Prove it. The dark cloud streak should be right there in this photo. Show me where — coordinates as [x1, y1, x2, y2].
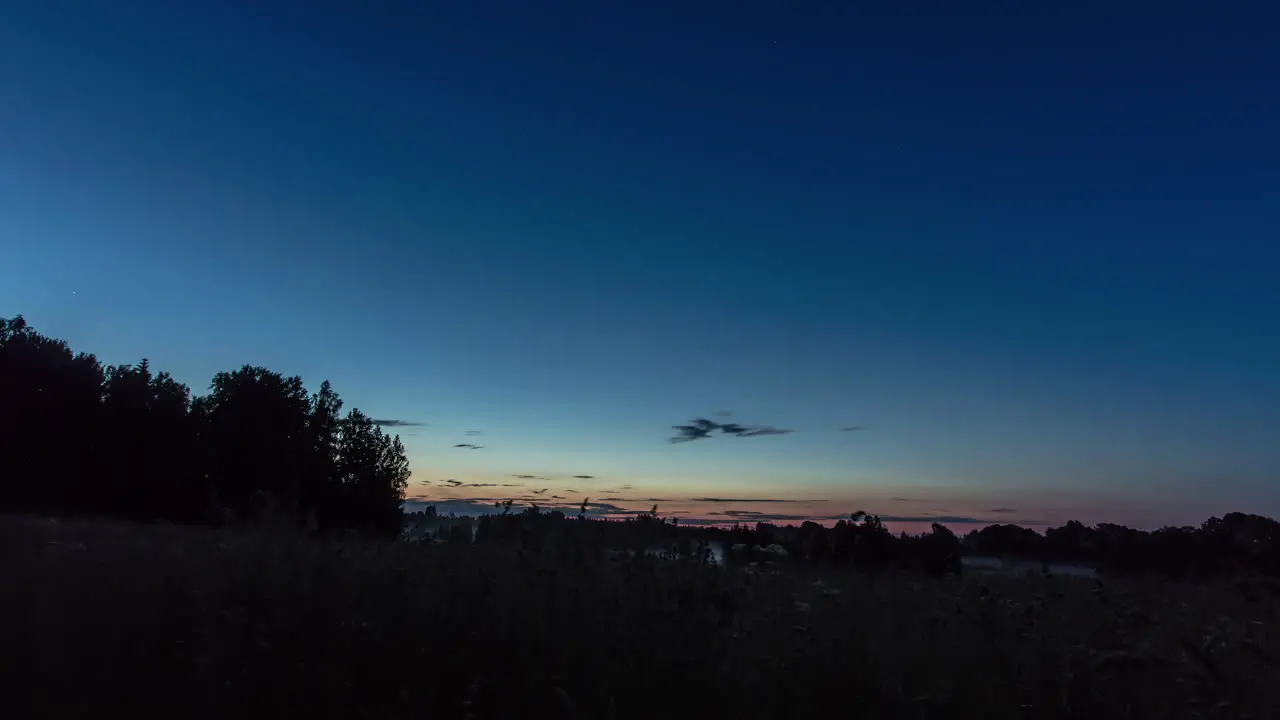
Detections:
[691, 497, 814, 503]
[372, 419, 427, 427]
[668, 417, 795, 443]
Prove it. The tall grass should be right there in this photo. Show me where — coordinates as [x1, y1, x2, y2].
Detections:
[3, 515, 1276, 719]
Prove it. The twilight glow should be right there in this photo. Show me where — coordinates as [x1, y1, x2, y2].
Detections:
[2, 3, 1277, 532]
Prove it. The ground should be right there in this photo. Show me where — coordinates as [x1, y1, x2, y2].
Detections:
[3, 515, 1276, 719]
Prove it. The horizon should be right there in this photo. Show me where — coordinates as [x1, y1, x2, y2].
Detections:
[2, 2, 1277, 532]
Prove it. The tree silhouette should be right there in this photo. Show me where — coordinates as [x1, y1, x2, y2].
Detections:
[97, 359, 204, 522]
[200, 366, 314, 523]
[0, 316, 106, 513]
[0, 315, 410, 537]
[332, 408, 411, 536]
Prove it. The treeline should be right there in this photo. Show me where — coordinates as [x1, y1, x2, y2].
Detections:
[0, 315, 410, 536]
[729, 511, 1280, 579]
[409, 505, 1280, 580]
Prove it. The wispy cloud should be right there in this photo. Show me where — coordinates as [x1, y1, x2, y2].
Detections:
[668, 415, 866, 443]
[372, 418, 427, 427]
[453, 443, 483, 450]
[440, 479, 506, 488]
[707, 510, 815, 523]
[691, 497, 815, 503]
[572, 475, 596, 480]
[669, 418, 720, 443]
[668, 417, 798, 443]
[723, 424, 793, 437]
[850, 512, 1046, 526]
[988, 508, 1017, 513]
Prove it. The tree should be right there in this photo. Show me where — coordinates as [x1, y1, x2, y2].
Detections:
[0, 315, 412, 536]
[198, 366, 313, 523]
[305, 379, 344, 531]
[333, 408, 410, 537]
[97, 359, 202, 521]
[0, 316, 105, 513]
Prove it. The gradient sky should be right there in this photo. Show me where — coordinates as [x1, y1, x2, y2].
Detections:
[2, 2, 1278, 531]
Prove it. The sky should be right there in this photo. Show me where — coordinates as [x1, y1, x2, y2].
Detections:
[2, 1, 1278, 532]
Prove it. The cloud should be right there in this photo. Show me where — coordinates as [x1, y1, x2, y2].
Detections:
[551, 495, 565, 499]
[890, 497, 911, 502]
[708, 510, 816, 523]
[726, 424, 793, 437]
[714, 410, 734, 417]
[988, 508, 1017, 513]
[464, 430, 482, 436]
[669, 417, 720, 443]
[840, 425, 867, 432]
[620, 485, 632, 490]
[572, 475, 596, 480]
[854, 513, 1045, 525]
[372, 419, 427, 427]
[453, 443, 483, 450]
[690, 497, 810, 503]
[668, 417, 794, 443]
[532, 489, 549, 495]
[667, 517, 742, 526]
[441, 479, 502, 488]
[512, 474, 547, 480]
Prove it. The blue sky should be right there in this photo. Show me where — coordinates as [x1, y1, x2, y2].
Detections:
[2, 1, 1278, 529]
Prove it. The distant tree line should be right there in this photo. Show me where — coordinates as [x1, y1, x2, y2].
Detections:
[0, 315, 410, 536]
[408, 503, 1280, 580]
[727, 512, 1280, 579]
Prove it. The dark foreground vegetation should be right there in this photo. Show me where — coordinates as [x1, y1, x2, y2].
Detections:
[5, 514, 1279, 720]
[4, 315, 1279, 718]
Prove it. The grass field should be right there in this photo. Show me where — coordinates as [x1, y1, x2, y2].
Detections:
[3, 515, 1277, 719]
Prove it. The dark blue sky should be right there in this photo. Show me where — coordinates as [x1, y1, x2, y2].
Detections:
[2, 1, 1277, 527]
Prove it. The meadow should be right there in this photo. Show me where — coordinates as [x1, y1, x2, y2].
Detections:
[4, 514, 1277, 720]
